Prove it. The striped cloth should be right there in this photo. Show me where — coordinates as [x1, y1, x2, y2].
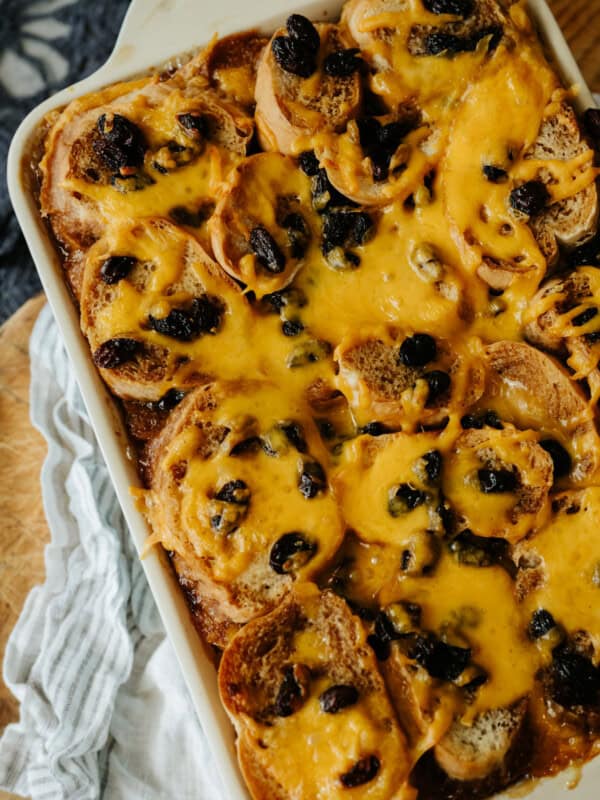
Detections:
[0, 305, 224, 799]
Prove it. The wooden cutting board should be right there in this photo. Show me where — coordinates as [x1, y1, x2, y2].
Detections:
[0, 5, 597, 798]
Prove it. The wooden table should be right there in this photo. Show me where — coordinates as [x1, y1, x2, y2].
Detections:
[0, 5, 598, 797]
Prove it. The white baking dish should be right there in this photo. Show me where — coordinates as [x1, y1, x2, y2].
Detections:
[6, 1, 598, 797]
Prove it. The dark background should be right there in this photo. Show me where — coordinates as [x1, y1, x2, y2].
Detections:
[0, 0, 130, 323]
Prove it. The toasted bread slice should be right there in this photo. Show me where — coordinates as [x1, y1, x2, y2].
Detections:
[142, 383, 345, 625]
[40, 70, 253, 285]
[335, 331, 485, 431]
[484, 341, 600, 484]
[434, 700, 528, 781]
[525, 266, 600, 404]
[195, 32, 269, 111]
[209, 152, 315, 297]
[254, 21, 362, 155]
[443, 426, 553, 543]
[80, 218, 252, 402]
[218, 583, 411, 800]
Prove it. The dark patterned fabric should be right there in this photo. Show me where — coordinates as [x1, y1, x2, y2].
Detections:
[0, 0, 131, 323]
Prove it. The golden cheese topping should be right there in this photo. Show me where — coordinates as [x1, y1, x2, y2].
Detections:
[153, 383, 344, 585]
[41, 0, 600, 793]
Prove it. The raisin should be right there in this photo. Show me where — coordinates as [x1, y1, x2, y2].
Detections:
[410, 635, 471, 680]
[215, 479, 250, 505]
[286, 14, 320, 53]
[274, 665, 307, 717]
[311, 168, 354, 212]
[169, 205, 210, 228]
[340, 755, 380, 788]
[423, 450, 443, 482]
[367, 633, 390, 661]
[94, 113, 146, 172]
[509, 180, 549, 216]
[287, 339, 332, 368]
[357, 117, 413, 182]
[269, 532, 316, 574]
[483, 164, 508, 183]
[374, 611, 400, 643]
[424, 31, 466, 55]
[230, 436, 262, 456]
[272, 35, 316, 78]
[478, 468, 517, 493]
[319, 685, 359, 713]
[93, 338, 140, 369]
[249, 225, 286, 273]
[282, 212, 310, 259]
[424, 370, 451, 404]
[282, 320, 304, 337]
[584, 108, 600, 142]
[572, 307, 598, 327]
[323, 48, 362, 77]
[549, 645, 600, 708]
[280, 422, 308, 453]
[448, 530, 509, 567]
[361, 422, 390, 436]
[100, 255, 137, 284]
[298, 461, 327, 498]
[388, 483, 427, 516]
[298, 150, 320, 176]
[399, 333, 437, 367]
[460, 410, 503, 430]
[149, 296, 223, 341]
[156, 388, 186, 412]
[539, 439, 571, 480]
[177, 112, 208, 139]
[423, 0, 474, 15]
[322, 211, 374, 254]
[528, 609, 556, 640]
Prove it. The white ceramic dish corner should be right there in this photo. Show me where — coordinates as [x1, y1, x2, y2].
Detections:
[6, 1, 599, 798]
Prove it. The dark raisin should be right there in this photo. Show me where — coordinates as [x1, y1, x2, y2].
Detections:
[319, 685, 359, 714]
[272, 35, 316, 78]
[169, 205, 210, 228]
[361, 422, 390, 436]
[215, 479, 250, 505]
[230, 436, 263, 456]
[460, 411, 503, 430]
[274, 665, 306, 717]
[528, 609, 556, 640]
[509, 180, 549, 216]
[298, 150, 320, 176]
[280, 422, 308, 453]
[269, 532, 316, 574]
[483, 164, 508, 183]
[149, 296, 222, 341]
[311, 168, 352, 212]
[282, 212, 310, 259]
[286, 14, 320, 53]
[585, 330, 600, 344]
[93, 338, 140, 369]
[539, 439, 571, 480]
[478, 468, 517, 493]
[399, 333, 437, 367]
[100, 255, 137, 284]
[423, 0, 474, 16]
[250, 225, 286, 273]
[423, 450, 443, 482]
[410, 635, 471, 681]
[94, 113, 146, 171]
[367, 633, 390, 661]
[317, 419, 336, 439]
[323, 48, 362, 77]
[357, 117, 413, 182]
[177, 112, 208, 139]
[584, 108, 600, 142]
[401, 549, 412, 570]
[298, 461, 327, 498]
[282, 320, 304, 337]
[156, 388, 186, 412]
[448, 530, 509, 567]
[110, 172, 155, 193]
[374, 611, 399, 643]
[388, 483, 427, 516]
[549, 645, 600, 708]
[572, 307, 598, 327]
[484, 411, 504, 429]
[424, 370, 451, 404]
[340, 755, 380, 788]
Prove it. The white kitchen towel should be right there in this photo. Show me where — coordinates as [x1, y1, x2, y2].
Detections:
[0, 304, 224, 800]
